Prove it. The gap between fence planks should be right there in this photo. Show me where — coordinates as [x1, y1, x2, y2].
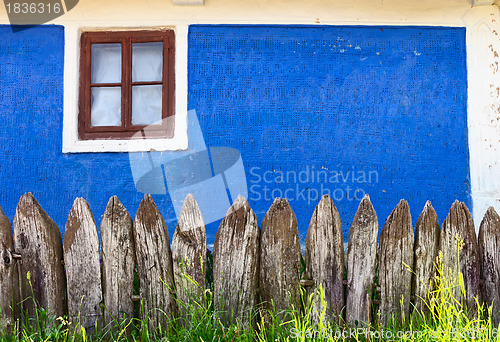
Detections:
[0, 192, 499, 331]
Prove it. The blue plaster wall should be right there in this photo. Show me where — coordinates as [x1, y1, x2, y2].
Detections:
[0, 24, 470, 244]
[0, 25, 177, 239]
[188, 25, 470, 241]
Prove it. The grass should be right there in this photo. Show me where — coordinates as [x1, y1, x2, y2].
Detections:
[1, 248, 499, 342]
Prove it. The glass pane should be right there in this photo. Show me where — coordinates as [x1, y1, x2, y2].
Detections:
[91, 43, 122, 84]
[132, 42, 163, 82]
[132, 85, 162, 125]
[91, 87, 121, 126]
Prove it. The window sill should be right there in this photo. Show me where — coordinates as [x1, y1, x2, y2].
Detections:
[62, 137, 188, 153]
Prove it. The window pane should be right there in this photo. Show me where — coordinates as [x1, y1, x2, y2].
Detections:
[91, 43, 122, 84]
[132, 42, 163, 82]
[91, 87, 122, 126]
[132, 85, 162, 125]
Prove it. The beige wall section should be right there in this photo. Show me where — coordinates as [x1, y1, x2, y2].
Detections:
[0, 0, 499, 227]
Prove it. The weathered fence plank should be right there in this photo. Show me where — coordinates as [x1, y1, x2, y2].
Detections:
[305, 195, 344, 322]
[13, 193, 65, 319]
[0, 205, 16, 329]
[478, 206, 500, 325]
[172, 194, 207, 312]
[346, 195, 378, 326]
[64, 198, 102, 331]
[101, 196, 135, 327]
[213, 195, 260, 326]
[133, 195, 177, 328]
[439, 200, 481, 315]
[412, 201, 440, 315]
[260, 198, 301, 319]
[378, 200, 414, 325]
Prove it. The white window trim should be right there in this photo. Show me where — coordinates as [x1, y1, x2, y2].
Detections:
[62, 24, 189, 153]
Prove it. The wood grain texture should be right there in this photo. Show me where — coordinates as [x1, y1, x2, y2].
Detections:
[345, 195, 378, 326]
[0, 205, 16, 329]
[412, 201, 440, 315]
[172, 194, 207, 311]
[13, 193, 65, 319]
[439, 200, 481, 315]
[305, 195, 344, 323]
[213, 195, 260, 326]
[101, 196, 135, 326]
[64, 198, 102, 331]
[378, 200, 414, 325]
[133, 195, 177, 329]
[478, 206, 500, 325]
[260, 198, 301, 320]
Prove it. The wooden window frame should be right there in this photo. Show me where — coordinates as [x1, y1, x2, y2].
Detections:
[78, 30, 175, 140]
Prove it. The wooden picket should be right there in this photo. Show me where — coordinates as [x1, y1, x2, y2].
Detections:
[305, 195, 344, 323]
[345, 195, 378, 326]
[0, 205, 15, 329]
[439, 200, 481, 315]
[13, 193, 65, 320]
[478, 207, 500, 325]
[100, 196, 135, 327]
[64, 198, 103, 331]
[378, 200, 414, 325]
[171, 194, 207, 316]
[213, 195, 260, 326]
[1, 191, 500, 332]
[133, 195, 177, 328]
[259, 198, 301, 320]
[412, 201, 440, 316]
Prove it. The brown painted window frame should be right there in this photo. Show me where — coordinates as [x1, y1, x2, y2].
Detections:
[78, 29, 175, 140]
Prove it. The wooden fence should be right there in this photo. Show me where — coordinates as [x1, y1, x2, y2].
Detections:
[0, 192, 499, 332]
